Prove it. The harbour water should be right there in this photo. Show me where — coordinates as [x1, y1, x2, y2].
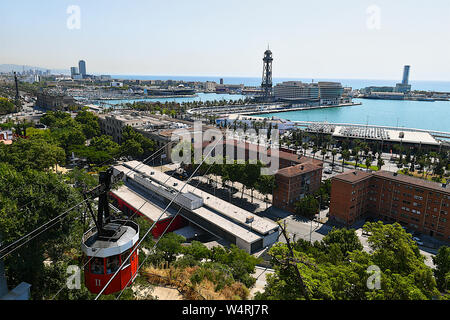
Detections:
[91, 76, 450, 133]
[91, 92, 247, 107]
[257, 98, 450, 133]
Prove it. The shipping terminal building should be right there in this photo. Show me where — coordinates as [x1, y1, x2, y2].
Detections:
[111, 161, 280, 254]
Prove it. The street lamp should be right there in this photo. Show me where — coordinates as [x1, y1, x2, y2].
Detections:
[311, 194, 321, 243]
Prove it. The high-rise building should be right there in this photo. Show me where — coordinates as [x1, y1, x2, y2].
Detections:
[402, 65, 410, 85]
[78, 60, 86, 77]
[70, 67, 79, 78]
[395, 65, 412, 93]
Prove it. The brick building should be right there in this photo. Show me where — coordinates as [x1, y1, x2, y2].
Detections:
[273, 162, 323, 212]
[330, 170, 450, 242]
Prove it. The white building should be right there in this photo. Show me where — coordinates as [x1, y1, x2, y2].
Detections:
[204, 81, 217, 92]
[274, 81, 319, 100]
[110, 81, 124, 88]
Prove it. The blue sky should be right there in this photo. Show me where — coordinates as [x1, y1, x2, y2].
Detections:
[1, 0, 450, 80]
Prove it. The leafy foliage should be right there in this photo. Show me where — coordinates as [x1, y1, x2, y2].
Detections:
[0, 163, 85, 299]
[256, 222, 442, 300]
[0, 97, 16, 115]
[432, 246, 450, 292]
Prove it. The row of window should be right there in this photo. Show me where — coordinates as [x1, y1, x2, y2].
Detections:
[89, 249, 133, 275]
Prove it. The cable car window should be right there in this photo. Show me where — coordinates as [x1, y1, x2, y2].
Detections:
[121, 250, 131, 268]
[106, 255, 120, 274]
[91, 258, 104, 274]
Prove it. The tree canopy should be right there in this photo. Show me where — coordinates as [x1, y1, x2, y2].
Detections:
[256, 223, 443, 300]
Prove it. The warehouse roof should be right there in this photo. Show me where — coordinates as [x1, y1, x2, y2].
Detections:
[117, 161, 279, 236]
[110, 185, 172, 221]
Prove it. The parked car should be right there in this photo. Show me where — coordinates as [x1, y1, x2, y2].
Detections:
[324, 168, 333, 174]
[413, 237, 424, 246]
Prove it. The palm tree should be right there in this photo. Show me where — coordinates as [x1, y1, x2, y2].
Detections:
[377, 156, 385, 171]
[354, 153, 360, 170]
[331, 149, 337, 169]
[312, 146, 318, 160]
[342, 149, 350, 172]
[301, 143, 308, 156]
[321, 148, 327, 161]
[365, 155, 373, 172]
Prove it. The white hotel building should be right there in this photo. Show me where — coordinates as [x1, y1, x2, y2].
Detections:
[274, 81, 344, 105]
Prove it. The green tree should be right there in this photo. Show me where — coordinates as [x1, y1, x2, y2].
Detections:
[0, 163, 84, 299]
[331, 149, 337, 168]
[257, 222, 441, 300]
[74, 109, 101, 139]
[0, 136, 65, 171]
[322, 228, 363, 258]
[183, 240, 211, 261]
[432, 246, 450, 292]
[155, 232, 186, 263]
[0, 97, 16, 115]
[211, 245, 261, 288]
[321, 148, 327, 161]
[377, 156, 385, 171]
[120, 125, 155, 159]
[294, 195, 319, 219]
[341, 149, 350, 172]
[365, 154, 373, 171]
[90, 135, 121, 159]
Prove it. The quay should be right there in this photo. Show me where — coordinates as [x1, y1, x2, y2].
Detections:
[240, 102, 362, 116]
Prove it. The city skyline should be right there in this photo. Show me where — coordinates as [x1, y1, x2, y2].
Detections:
[1, 0, 450, 81]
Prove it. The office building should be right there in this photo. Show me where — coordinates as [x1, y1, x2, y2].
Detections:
[78, 60, 86, 78]
[70, 67, 78, 78]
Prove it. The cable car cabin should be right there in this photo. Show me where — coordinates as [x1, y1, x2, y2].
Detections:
[81, 220, 139, 295]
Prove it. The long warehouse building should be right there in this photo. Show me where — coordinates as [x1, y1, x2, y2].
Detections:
[112, 161, 280, 253]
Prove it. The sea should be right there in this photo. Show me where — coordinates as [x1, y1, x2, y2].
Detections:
[96, 75, 450, 132]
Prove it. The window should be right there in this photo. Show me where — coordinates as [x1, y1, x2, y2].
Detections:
[106, 255, 120, 274]
[121, 249, 131, 268]
[90, 258, 104, 275]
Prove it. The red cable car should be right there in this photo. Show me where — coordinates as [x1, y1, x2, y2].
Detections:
[81, 219, 139, 295]
[81, 169, 140, 295]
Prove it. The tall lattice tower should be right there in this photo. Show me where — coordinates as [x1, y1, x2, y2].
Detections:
[261, 48, 273, 101]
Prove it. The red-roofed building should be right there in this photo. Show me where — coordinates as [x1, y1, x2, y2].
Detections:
[329, 170, 450, 242]
[273, 162, 323, 212]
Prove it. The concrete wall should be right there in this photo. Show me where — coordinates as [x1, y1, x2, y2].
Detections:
[263, 229, 280, 249]
[236, 237, 251, 254]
